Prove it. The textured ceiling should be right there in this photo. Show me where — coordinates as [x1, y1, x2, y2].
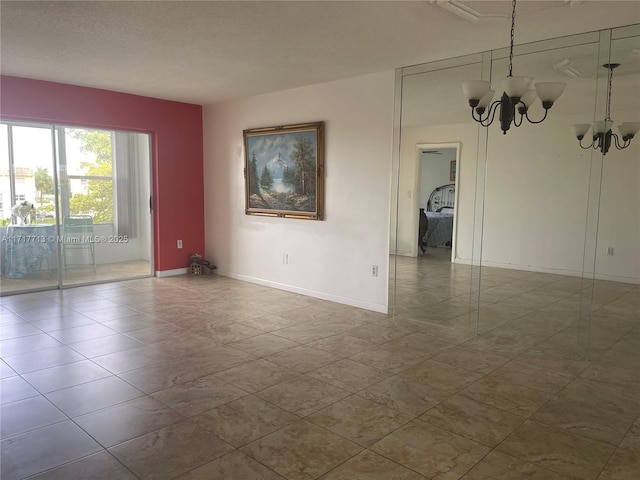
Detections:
[1, 1, 639, 106]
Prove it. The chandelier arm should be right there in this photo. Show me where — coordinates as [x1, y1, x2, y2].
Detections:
[482, 100, 502, 127]
[577, 137, 594, 150]
[611, 133, 629, 150]
[513, 106, 524, 128]
[522, 108, 549, 125]
[471, 100, 501, 127]
[612, 133, 622, 149]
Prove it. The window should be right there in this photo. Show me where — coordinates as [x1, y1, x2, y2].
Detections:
[1, 123, 148, 236]
[63, 128, 114, 224]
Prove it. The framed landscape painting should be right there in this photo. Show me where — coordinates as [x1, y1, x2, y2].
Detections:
[244, 122, 324, 220]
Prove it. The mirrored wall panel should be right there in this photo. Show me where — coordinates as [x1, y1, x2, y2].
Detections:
[391, 24, 639, 360]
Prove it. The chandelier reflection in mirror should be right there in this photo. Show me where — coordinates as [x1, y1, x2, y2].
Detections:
[572, 63, 640, 155]
[462, 0, 566, 135]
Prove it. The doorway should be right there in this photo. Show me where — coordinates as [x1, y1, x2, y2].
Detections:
[415, 143, 460, 263]
[0, 122, 153, 295]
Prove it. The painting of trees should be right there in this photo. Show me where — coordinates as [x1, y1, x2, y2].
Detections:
[290, 136, 316, 196]
[260, 165, 274, 189]
[249, 152, 260, 196]
[244, 122, 324, 219]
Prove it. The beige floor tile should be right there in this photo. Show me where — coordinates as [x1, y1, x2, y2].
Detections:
[2, 346, 81, 375]
[511, 349, 590, 376]
[258, 375, 350, 417]
[272, 322, 349, 343]
[459, 376, 553, 417]
[109, 420, 233, 480]
[66, 333, 144, 358]
[228, 333, 300, 357]
[267, 345, 341, 373]
[497, 420, 615, 479]
[237, 313, 311, 332]
[0, 333, 63, 357]
[461, 450, 575, 479]
[26, 451, 137, 480]
[197, 322, 265, 344]
[383, 332, 455, 357]
[307, 333, 377, 358]
[491, 359, 576, 394]
[558, 377, 640, 417]
[45, 375, 145, 417]
[214, 359, 299, 393]
[430, 346, 509, 373]
[0, 360, 16, 379]
[579, 363, 640, 390]
[350, 346, 427, 375]
[308, 359, 390, 393]
[597, 447, 640, 480]
[1, 396, 67, 439]
[21, 360, 111, 393]
[307, 395, 412, 446]
[532, 397, 636, 446]
[419, 394, 526, 447]
[619, 416, 640, 451]
[0, 375, 40, 405]
[399, 359, 483, 393]
[175, 451, 285, 479]
[74, 396, 185, 447]
[0, 420, 102, 480]
[91, 345, 172, 374]
[241, 420, 363, 480]
[151, 374, 247, 417]
[46, 324, 119, 344]
[346, 324, 415, 344]
[357, 374, 450, 416]
[370, 420, 490, 480]
[318, 449, 427, 479]
[194, 395, 299, 447]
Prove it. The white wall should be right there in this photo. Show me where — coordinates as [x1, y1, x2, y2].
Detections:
[480, 113, 639, 283]
[203, 71, 395, 313]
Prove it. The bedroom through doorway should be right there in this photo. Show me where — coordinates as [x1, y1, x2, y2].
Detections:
[416, 143, 459, 263]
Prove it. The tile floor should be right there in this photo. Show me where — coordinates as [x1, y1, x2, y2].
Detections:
[0, 260, 151, 296]
[1, 250, 638, 479]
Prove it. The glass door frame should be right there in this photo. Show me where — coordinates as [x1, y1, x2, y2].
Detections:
[0, 119, 154, 296]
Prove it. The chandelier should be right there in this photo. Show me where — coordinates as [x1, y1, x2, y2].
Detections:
[462, 0, 566, 135]
[572, 63, 639, 155]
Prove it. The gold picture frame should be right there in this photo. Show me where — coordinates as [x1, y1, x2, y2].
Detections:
[244, 122, 324, 220]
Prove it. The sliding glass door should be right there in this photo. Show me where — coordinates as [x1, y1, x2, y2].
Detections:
[1, 123, 60, 292]
[0, 121, 153, 295]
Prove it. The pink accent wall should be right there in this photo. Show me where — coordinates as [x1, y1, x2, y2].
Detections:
[0, 75, 204, 273]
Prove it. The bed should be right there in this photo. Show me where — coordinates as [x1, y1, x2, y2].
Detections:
[422, 183, 455, 248]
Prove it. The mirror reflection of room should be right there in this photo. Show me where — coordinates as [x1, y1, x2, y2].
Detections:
[390, 25, 639, 357]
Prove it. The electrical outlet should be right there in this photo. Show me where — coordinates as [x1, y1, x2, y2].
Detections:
[372, 265, 378, 277]
[177, 240, 183, 249]
[283, 253, 288, 264]
[606, 246, 614, 256]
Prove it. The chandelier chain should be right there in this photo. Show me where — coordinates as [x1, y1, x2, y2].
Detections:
[508, 0, 516, 77]
[606, 66, 614, 122]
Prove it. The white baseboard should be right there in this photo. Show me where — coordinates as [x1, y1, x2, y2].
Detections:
[219, 270, 389, 314]
[156, 268, 188, 277]
[453, 259, 639, 285]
